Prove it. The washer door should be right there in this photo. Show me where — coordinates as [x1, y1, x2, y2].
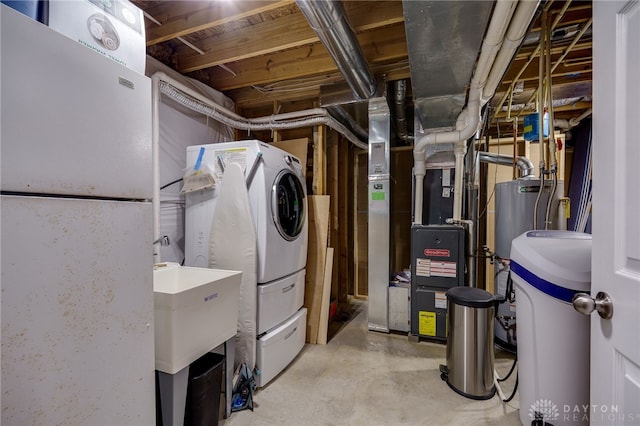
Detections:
[271, 170, 305, 241]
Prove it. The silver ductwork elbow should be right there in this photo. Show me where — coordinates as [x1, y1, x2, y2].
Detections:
[479, 151, 535, 177]
[296, 0, 376, 100]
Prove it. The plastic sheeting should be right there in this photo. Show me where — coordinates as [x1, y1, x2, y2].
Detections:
[146, 56, 234, 264]
[208, 162, 257, 371]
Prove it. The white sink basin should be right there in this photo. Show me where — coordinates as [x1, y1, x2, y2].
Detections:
[153, 262, 241, 374]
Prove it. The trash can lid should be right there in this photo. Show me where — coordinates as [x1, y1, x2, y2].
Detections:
[446, 286, 495, 308]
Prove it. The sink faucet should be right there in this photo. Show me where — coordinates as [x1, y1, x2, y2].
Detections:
[153, 235, 170, 246]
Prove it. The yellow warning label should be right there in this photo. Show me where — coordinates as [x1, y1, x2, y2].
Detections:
[419, 311, 436, 336]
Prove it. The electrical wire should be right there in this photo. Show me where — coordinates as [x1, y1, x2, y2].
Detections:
[502, 373, 518, 403]
[497, 356, 518, 383]
[160, 178, 183, 190]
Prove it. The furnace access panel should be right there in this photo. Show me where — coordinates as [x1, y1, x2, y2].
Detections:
[410, 225, 465, 340]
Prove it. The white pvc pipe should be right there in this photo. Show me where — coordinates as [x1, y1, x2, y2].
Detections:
[412, 0, 532, 226]
[414, 174, 424, 225]
[475, 0, 519, 88]
[152, 74, 161, 264]
[570, 108, 592, 127]
[412, 88, 481, 225]
[554, 108, 593, 130]
[483, 0, 540, 101]
[453, 144, 467, 221]
[553, 118, 571, 130]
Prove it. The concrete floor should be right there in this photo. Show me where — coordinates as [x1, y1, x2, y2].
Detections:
[222, 300, 521, 426]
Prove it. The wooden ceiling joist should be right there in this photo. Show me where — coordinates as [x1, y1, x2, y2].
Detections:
[206, 23, 407, 91]
[145, 0, 294, 46]
[176, 1, 404, 73]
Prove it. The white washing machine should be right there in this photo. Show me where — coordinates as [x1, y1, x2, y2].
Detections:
[185, 140, 308, 387]
[185, 140, 308, 282]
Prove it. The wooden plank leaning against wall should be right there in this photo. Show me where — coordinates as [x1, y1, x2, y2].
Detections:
[269, 123, 355, 340]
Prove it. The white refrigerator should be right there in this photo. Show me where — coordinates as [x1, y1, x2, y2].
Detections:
[1, 6, 155, 425]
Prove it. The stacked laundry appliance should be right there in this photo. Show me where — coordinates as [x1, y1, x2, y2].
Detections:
[185, 140, 308, 387]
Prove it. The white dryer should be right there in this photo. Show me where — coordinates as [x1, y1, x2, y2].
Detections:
[185, 140, 308, 387]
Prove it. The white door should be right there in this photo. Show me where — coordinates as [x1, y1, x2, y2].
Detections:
[590, 1, 640, 424]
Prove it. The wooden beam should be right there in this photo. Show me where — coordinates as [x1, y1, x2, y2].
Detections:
[145, 0, 294, 46]
[354, 151, 369, 299]
[205, 23, 407, 91]
[140, 1, 211, 27]
[228, 61, 411, 108]
[338, 138, 350, 304]
[327, 132, 339, 301]
[312, 125, 326, 196]
[493, 101, 593, 119]
[178, 12, 317, 72]
[347, 143, 355, 297]
[497, 69, 592, 91]
[176, 1, 403, 73]
[511, 41, 592, 63]
[272, 101, 281, 142]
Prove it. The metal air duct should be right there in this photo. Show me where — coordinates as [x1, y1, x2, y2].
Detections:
[296, 0, 376, 100]
[403, 1, 495, 129]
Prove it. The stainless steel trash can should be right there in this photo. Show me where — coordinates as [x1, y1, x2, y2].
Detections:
[443, 286, 496, 400]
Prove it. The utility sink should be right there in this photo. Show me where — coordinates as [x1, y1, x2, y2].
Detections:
[153, 262, 241, 374]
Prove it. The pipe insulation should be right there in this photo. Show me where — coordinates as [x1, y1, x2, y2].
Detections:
[295, 0, 376, 99]
[154, 72, 367, 150]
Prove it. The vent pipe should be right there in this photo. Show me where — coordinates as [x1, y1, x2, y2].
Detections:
[395, 80, 413, 143]
[478, 152, 535, 177]
[296, 0, 376, 99]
